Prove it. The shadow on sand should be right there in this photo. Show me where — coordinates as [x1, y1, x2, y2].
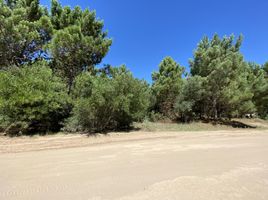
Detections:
[203, 119, 257, 129]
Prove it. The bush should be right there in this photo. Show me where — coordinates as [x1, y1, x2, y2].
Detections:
[65, 66, 151, 133]
[147, 111, 167, 122]
[0, 62, 71, 135]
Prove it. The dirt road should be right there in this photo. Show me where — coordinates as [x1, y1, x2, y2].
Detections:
[1, 130, 268, 199]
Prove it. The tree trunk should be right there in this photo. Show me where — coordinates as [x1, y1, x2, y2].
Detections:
[213, 98, 218, 119]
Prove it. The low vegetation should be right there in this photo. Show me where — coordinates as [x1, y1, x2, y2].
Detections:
[64, 66, 151, 133]
[0, 0, 267, 136]
[0, 62, 71, 135]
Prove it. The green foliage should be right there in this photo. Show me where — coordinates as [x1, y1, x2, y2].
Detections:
[49, 1, 112, 92]
[0, 0, 267, 134]
[190, 34, 255, 119]
[263, 62, 268, 77]
[0, 0, 52, 67]
[65, 66, 151, 133]
[0, 62, 71, 135]
[175, 76, 207, 121]
[50, 25, 111, 93]
[147, 111, 167, 122]
[248, 63, 268, 118]
[0, 0, 113, 134]
[152, 57, 184, 120]
[0, 0, 111, 92]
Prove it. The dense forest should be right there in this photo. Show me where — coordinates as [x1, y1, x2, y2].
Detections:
[0, 0, 267, 135]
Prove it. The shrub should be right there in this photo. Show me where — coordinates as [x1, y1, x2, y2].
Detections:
[65, 66, 151, 133]
[0, 62, 71, 135]
[147, 111, 167, 122]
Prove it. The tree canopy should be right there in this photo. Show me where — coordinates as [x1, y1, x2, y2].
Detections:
[49, 1, 112, 92]
[0, 0, 52, 67]
[65, 66, 151, 132]
[152, 56, 184, 120]
[189, 34, 255, 119]
[0, 0, 267, 135]
[0, 0, 112, 92]
[0, 62, 70, 135]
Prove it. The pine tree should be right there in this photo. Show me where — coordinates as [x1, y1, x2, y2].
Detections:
[263, 62, 268, 76]
[175, 76, 207, 121]
[190, 34, 255, 119]
[152, 57, 184, 120]
[49, 1, 112, 93]
[0, 0, 52, 67]
[249, 62, 268, 118]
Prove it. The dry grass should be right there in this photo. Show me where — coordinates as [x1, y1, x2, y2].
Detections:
[135, 119, 268, 132]
[1, 119, 267, 137]
[135, 121, 233, 132]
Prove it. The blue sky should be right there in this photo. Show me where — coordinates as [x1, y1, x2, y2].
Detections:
[41, 0, 268, 81]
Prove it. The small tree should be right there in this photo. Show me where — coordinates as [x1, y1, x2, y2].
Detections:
[152, 57, 184, 120]
[175, 76, 207, 121]
[249, 63, 268, 118]
[0, 62, 71, 135]
[65, 66, 151, 133]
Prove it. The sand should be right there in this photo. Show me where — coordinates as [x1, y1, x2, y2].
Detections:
[1, 129, 268, 199]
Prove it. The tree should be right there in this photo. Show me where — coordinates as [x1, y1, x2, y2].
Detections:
[65, 66, 151, 133]
[263, 62, 268, 76]
[175, 76, 207, 121]
[0, 0, 52, 67]
[0, 62, 71, 135]
[248, 62, 268, 118]
[1, 0, 112, 94]
[152, 57, 184, 120]
[190, 34, 255, 119]
[50, 0, 62, 29]
[49, 1, 112, 93]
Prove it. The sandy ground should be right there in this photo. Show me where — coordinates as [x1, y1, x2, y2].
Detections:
[1, 129, 268, 200]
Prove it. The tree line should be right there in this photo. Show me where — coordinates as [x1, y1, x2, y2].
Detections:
[0, 0, 267, 135]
